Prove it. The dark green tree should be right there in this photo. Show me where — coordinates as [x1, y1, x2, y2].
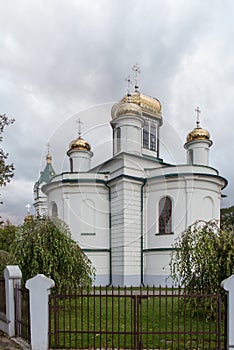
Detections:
[0, 221, 17, 273]
[0, 221, 17, 251]
[220, 205, 234, 229]
[0, 114, 15, 189]
[0, 114, 15, 223]
[11, 216, 95, 290]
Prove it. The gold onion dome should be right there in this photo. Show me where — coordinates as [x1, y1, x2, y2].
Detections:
[111, 101, 142, 119]
[121, 92, 162, 118]
[46, 152, 52, 164]
[69, 136, 91, 152]
[24, 213, 33, 223]
[186, 127, 210, 143]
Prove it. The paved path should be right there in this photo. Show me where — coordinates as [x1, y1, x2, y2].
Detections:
[0, 332, 27, 350]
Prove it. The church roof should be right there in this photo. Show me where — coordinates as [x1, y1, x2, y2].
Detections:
[37, 152, 56, 185]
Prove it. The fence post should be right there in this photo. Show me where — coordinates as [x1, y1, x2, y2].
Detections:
[221, 275, 234, 349]
[3, 265, 22, 337]
[26, 274, 55, 350]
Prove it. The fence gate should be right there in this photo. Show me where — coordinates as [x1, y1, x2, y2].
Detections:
[14, 282, 31, 343]
[49, 286, 226, 350]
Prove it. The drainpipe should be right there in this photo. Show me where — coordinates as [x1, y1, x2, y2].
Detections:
[104, 179, 112, 286]
[141, 179, 147, 286]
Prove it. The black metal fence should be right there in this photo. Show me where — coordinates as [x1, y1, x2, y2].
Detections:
[0, 278, 6, 315]
[49, 285, 227, 350]
[14, 282, 31, 343]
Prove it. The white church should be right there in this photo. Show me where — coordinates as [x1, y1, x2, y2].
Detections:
[33, 71, 227, 286]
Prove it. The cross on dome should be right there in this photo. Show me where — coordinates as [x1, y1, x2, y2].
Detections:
[195, 106, 201, 128]
[132, 63, 141, 92]
[76, 118, 83, 137]
[125, 75, 132, 94]
[47, 142, 51, 153]
[26, 203, 31, 214]
[125, 75, 132, 101]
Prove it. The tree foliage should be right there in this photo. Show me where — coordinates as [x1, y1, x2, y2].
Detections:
[170, 220, 234, 295]
[0, 221, 17, 273]
[0, 221, 17, 251]
[220, 205, 234, 229]
[11, 216, 95, 291]
[0, 114, 15, 189]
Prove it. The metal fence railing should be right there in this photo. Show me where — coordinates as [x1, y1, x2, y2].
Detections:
[14, 282, 31, 343]
[49, 285, 227, 350]
[0, 278, 6, 315]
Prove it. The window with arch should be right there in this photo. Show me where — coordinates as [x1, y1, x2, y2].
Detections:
[116, 127, 121, 153]
[51, 202, 58, 217]
[158, 196, 172, 234]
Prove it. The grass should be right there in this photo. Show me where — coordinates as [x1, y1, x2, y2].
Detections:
[49, 287, 226, 349]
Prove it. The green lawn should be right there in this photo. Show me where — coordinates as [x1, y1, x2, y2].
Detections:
[49, 288, 226, 349]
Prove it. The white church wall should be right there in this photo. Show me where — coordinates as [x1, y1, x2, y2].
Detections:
[110, 177, 142, 286]
[45, 179, 110, 285]
[87, 252, 110, 286]
[186, 178, 222, 224]
[144, 251, 173, 286]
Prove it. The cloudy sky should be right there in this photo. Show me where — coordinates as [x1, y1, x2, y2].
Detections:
[1, 0, 234, 224]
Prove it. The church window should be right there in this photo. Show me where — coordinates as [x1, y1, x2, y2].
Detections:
[116, 127, 121, 153]
[70, 158, 73, 172]
[52, 202, 58, 217]
[143, 123, 149, 148]
[143, 120, 157, 152]
[159, 196, 172, 234]
[188, 150, 193, 164]
[150, 124, 156, 151]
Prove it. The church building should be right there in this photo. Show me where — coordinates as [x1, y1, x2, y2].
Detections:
[33, 72, 227, 286]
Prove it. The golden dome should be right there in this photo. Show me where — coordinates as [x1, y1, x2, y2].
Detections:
[121, 92, 162, 119]
[46, 152, 52, 164]
[69, 136, 91, 152]
[24, 213, 33, 223]
[111, 101, 142, 119]
[186, 127, 210, 143]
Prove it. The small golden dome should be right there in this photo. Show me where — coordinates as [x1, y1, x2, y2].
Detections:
[111, 101, 142, 119]
[46, 152, 52, 164]
[121, 92, 162, 118]
[24, 213, 33, 223]
[186, 127, 210, 143]
[69, 136, 91, 152]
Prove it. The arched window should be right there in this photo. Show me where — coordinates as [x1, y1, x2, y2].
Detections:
[52, 202, 58, 217]
[116, 127, 121, 153]
[159, 196, 172, 234]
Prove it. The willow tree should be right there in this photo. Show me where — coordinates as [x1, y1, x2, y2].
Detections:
[12, 216, 95, 290]
[170, 220, 234, 295]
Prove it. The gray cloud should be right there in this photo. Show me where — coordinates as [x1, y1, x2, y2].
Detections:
[1, 0, 233, 222]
